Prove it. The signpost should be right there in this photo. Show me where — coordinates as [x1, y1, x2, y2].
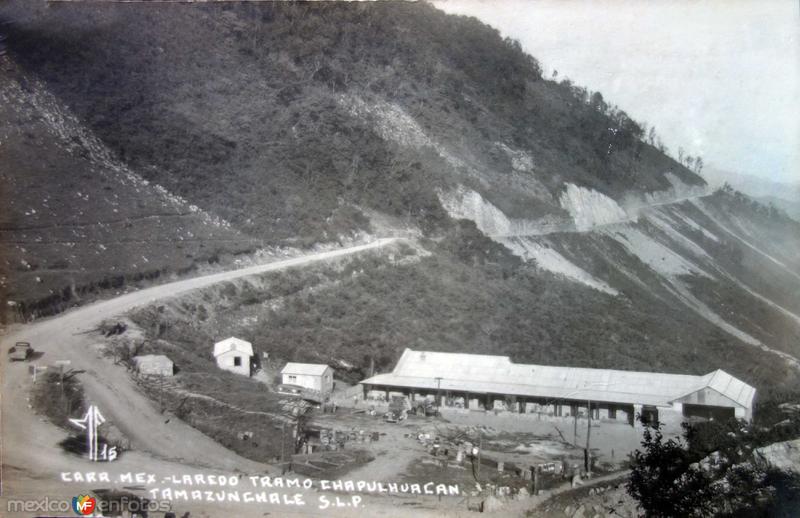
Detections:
[69, 405, 110, 461]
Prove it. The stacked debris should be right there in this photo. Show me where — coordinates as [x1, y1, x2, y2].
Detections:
[279, 398, 314, 417]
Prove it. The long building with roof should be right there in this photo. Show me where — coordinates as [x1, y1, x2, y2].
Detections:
[359, 349, 756, 423]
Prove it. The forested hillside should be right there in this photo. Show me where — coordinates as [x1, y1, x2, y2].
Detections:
[2, 1, 800, 404]
[1, 1, 701, 242]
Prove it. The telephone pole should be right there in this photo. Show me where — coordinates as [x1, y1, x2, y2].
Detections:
[585, 399, 592, 474]
[573, 409, 578, 446]
[159, 372, 164, 413]
[477, 429, 482, 479]
[281, 421, 287, 474]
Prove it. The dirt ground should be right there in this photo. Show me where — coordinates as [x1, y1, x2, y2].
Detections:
[1, 238, 644, 517]
[2, 240, 471, 518]
[438, 409, 648, 468]
[327, 391, 647, 470]
[305, 398, 635, 496]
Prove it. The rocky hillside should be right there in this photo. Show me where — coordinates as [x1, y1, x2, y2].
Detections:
[0, 1, 702, 239]
[0, 58, 257, 319]
[2, 1, 800, 402]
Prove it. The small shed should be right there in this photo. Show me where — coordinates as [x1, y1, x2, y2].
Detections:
[213, 337, 253, 377]
[133, 354, 174, 377]
[281, 363, 334, 394]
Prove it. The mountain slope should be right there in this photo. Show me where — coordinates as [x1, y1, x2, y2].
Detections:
[1, 1, 799, 401]
[0, 59, 257, 319]
[0, 1, 703, 239]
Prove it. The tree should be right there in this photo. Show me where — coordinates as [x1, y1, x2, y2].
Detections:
[648, 126, 657, 146]
[590, 91, 607, 114]
[627, 421, 713, 517]
[628, 415, 800, 517]
[694, 156, 704, 174]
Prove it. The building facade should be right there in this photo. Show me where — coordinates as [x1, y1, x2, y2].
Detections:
[360, 349, 756, 424]
[213, 337, 253, 377]
[132, 354, 174, 377]
[281, 362, 334, 394]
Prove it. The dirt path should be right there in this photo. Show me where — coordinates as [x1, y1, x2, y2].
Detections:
[1, 238, 401, 478]
[493, 193, 711, 238]
[0, 235, 507, 517]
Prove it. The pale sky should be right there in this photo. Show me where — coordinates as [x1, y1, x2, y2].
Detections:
[433, 0, 799, 185]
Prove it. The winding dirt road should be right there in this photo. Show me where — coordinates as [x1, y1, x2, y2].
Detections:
[1, 238, 459, 517]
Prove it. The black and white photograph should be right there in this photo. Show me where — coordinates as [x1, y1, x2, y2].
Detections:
[0, 1, 798, 516]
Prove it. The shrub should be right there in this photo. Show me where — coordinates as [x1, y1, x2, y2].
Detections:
[32, 370, 86, 429]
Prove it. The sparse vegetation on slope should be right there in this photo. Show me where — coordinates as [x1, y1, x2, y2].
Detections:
[1, 0, 703, 247]
[129, 230, 799, 399]
[0, 60, 257, 320]
[3, 1, 800, 476]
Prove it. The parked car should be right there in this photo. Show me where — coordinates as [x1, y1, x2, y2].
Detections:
[413, 399, 439, 417]
[8, 342, 32, 361]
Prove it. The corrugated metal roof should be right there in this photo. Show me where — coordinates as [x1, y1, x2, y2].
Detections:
[696, 369, 756, 408]
[360, 349, 755, 409]
[213, 337, 253, 357]
[281, 362, 331, 376]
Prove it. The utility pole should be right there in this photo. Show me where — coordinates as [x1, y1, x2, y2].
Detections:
[585, 399, 592, 474]
[477, 429, 482, 479]
[159, 372, 164, 413]
[573, 409, 578, 446]
[281, 422, 287, 474]
[435, 377, 442, 412]
[60, 364, 66, 409]
[282, 421, 286, 461]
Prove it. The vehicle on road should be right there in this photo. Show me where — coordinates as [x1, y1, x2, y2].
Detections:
[8, 342, 33, 361]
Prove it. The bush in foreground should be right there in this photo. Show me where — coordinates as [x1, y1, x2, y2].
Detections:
[627, 415, 800, 517]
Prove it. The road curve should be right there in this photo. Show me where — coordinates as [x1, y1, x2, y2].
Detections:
[1, 238, 401, 475]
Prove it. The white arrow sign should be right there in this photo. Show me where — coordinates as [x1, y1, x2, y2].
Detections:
[69, 405, 106, 461]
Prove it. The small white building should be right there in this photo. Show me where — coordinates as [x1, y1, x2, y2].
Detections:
[213, 337, 253, 377]
[133, 354, 174, 377]
[281, 363, 334, 394]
